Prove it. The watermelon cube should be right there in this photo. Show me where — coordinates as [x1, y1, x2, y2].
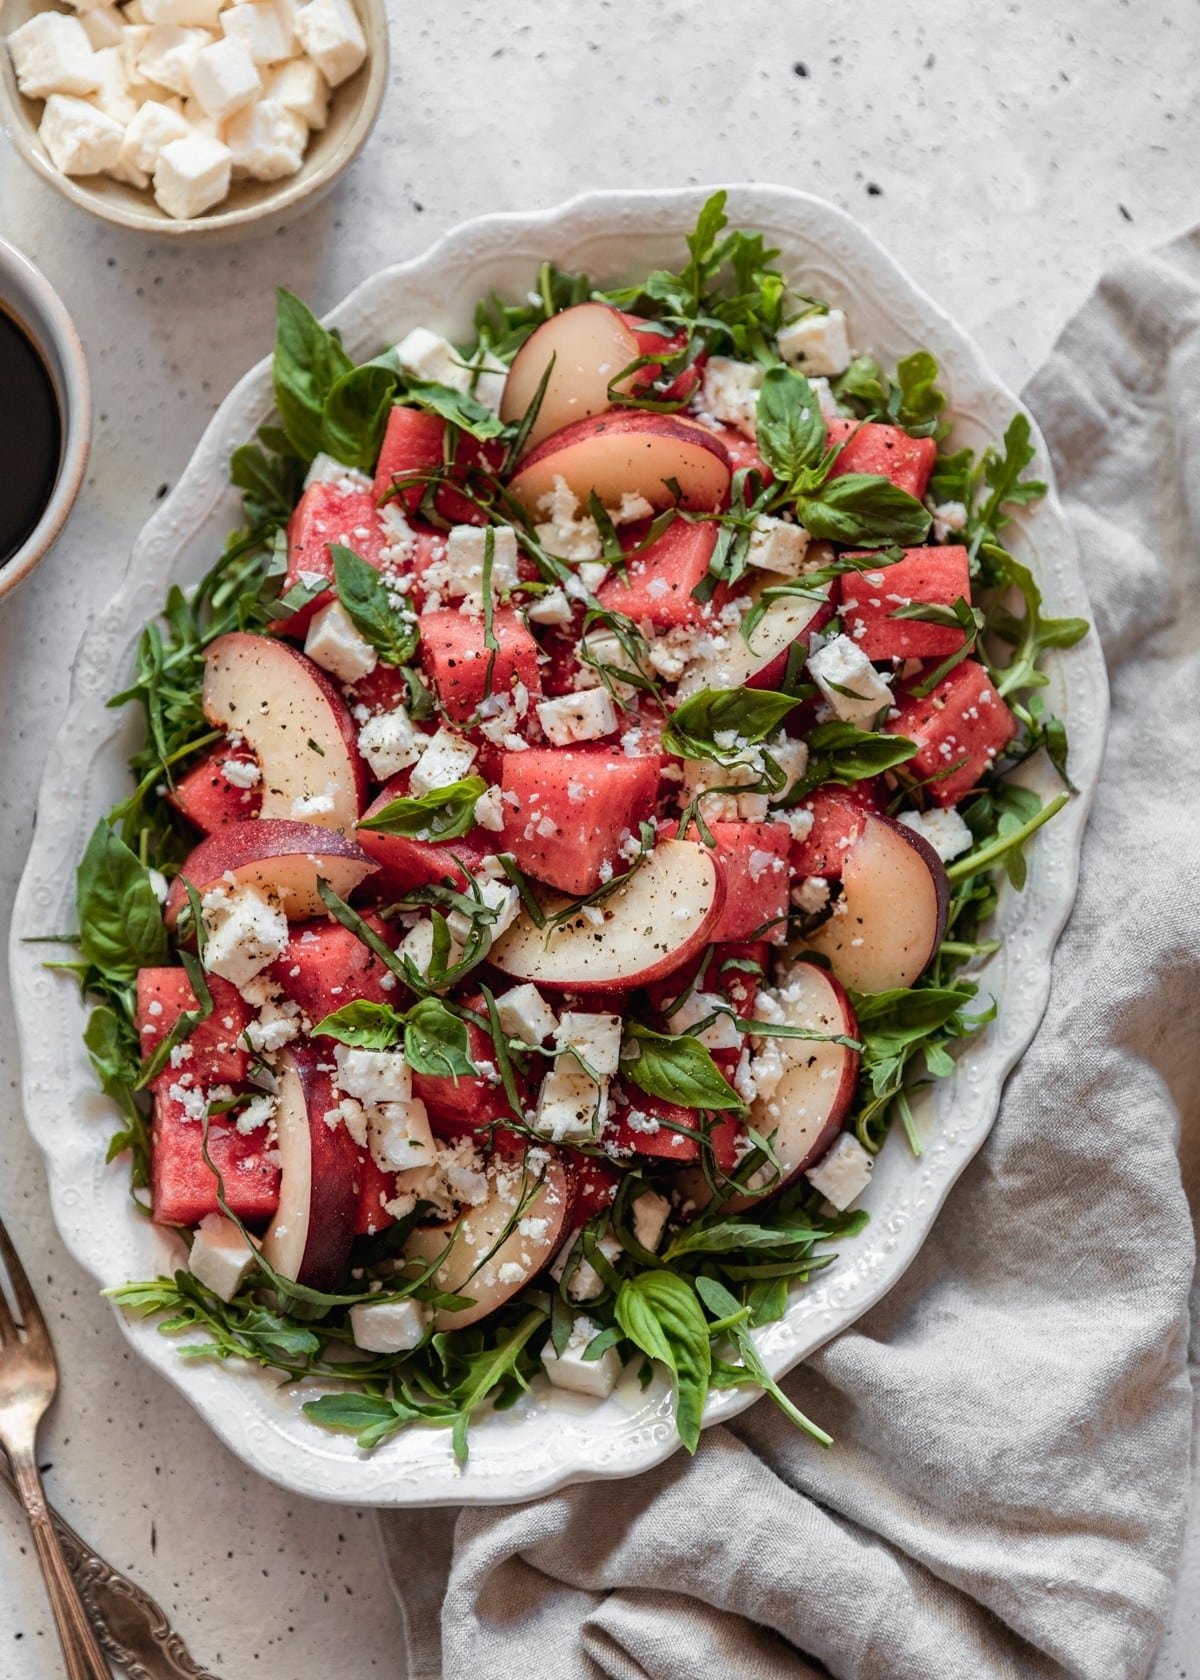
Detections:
[136, 968, 251, 1086]
[281, 483, 393, 635]
[563, 1150, 622, 1228]
[660, 819, 790, 944]
[825, 419, 936, 502]
[706, 422, 774, 486]
[596, 518, 719, 629]
[419, 608, 542, 724]
[168, 743, 262, 833]
[269, 915, 402, 1025]
[788, 783, 879, 880]
[606, 1089, 703, 1162]
[499, 747, 660, 895]
[354, 1149, 396, 1237]
[839, 546, 971, 660]
[372, 406, 505, 526]
[356, 770, 495, 892]
[887, 658, 1017, 807]
[151, 1090, 280, 1226]
[411, 995, 524, 1137]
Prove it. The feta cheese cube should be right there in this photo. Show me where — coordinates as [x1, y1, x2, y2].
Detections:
[495, 983, 558, 1046]
[446, 879, 519, 948]
[110, 96, 188, 186]
[805, 1131, 874, 1210]
[80, 8, 127, 52]
[357, 707, 420, 780]
[188, 1212, 257, 1302]
[631, 1190, 670, 1254]
[898, 806, 974, 862]
[525, 586, 573, 626]
[393, 325, 468, 391]
[293, 0, 365, 84]
[665, 989, 741, 1051]
[747, 515, 810, 578]
[408, 725, 477, 796]
[142, 0, 225, 24]
[368, 1097, 435, 1173]
[8, 13, 99, 98]
[443, 525, 520, 599]
[334, 1045, 412, 1106]
[541, 1314, 622, 1399]
[200, 882, 289, 990]
[87, 44, 137, 122]
[777, 308, 852, 378]
[472, 784, 505, 832]
[807, 634, 893, 727]
[765, 733, 809, 799]
[398, 917, 456, 984]
[136, 23, 212, 96]
[536, 688, 618, 746]
[534, 1059, 607, 1144]
[187, 34, 262, 117]
[224, 96, 306, 178]
[550, 1230, 621, 1301]
[38, 94, 123, 175]
[264, 54, 329, 128]
[557, 1011, 623, 1077]
[303, 598, 378, 683]
[466, 348, 509, 414]
[153, 127, 232, 216]
[349, 1296, 430, 1355]
[220, 0, 295, 62]
[699, 356, 764, 439]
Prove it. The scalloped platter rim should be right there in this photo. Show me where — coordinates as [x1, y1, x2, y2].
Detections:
[9, 184, 1108, 1507]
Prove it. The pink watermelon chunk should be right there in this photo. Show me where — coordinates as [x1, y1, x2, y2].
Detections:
[887, 658, 1018, 807]
[372, 406, 505, 526]
[787, 783, 880, 880]
[356, 770, 494, 892]
[136, 968, 251, 1086]
[597, 517, 720, 629]
[354, 1150, 396, 1236]
[825, 419, 936, 502]
[412, 994, 526, 1138]
[419, 607, 542, 724]
[168, 743, 262, 833]
[280, 482, 392, 634]
[498, 747, 660, 895]
[151, 1089, 280, 1226]
[270, 915, 402, 1025]
[839, 546, 971, 659]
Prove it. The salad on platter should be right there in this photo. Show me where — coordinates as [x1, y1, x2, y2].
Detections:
[67, 192, 1088, 1461]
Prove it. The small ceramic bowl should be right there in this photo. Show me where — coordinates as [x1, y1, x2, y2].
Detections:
[0, 0, 388, 239]
[0, 237, 90, 604]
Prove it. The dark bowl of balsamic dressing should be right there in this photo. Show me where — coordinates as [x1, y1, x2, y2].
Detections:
[0, 238, 90, 603]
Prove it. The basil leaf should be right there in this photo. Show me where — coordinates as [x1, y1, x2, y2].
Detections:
[357, 775, 487, 842]
[331, 545, 419, 668]
[311, 1000, 404, 1050]
[615, 1271, 712, 1452]
[792, 720, 918, 800]
[755, 366, 827, 483]
[623, 1022, 744, 1112]
[403, 378, 506, 442]
[661, 687, 797, 764]
[403, 997, 476, 1080]
[273, 288, 353, 462]
[976, 413, 1047, 535]
[76, 820, 167, 982]
[852, 985, 981, 1054]
[229, 438, 304, 528]
[795, 474, 932, 546]
[321, 364, 399, 471]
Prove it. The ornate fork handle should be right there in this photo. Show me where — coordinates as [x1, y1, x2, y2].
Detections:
[1, 1455, 223, 1680]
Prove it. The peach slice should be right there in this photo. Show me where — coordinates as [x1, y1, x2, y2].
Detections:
[489, 838, 725, 991]
[164, 819, 377, 926]
[404, 1147, 571, 1329]
[261, 1044, 362, 1290]
[202, 632, 368, 834]
[500, 302, 644, 453]
[801, 813, 949, 992]
[509, 412, 732, 517]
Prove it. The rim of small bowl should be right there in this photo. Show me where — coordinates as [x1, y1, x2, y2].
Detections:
[0, 0, 389, 238]
[0, 236, 91, 603]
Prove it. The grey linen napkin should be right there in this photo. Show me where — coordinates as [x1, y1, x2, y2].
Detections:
[379, 231, 1200, 1680]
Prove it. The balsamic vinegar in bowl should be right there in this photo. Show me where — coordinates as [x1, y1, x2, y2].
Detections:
[0, 302, 62, 567]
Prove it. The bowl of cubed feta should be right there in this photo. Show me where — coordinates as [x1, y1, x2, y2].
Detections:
[0, 0, 387, 234]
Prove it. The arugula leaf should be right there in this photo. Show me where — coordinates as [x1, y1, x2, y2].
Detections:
[978, 543, 1089, 699]
[357, 775, 487, 842]
[273, 288, 354, 462]
[76, 821, 167, 981]
[661, 687, 797, 764]
[402, 997, 476, 1080]
[321, 364, 399, 471]
[312, 1000, 403, 1050]
[975, 414, 1047, 538]
[622, 1022, 744, 1112]
[331, 545, 419, 668]
[445, 1308, 547, 1462]
[301, 1392, 417, 1450]
[754, 366, 827, 484]
[229, 437, 305, 528]
[794, 474, 932, 547]
[615, 1271, 712, 1452]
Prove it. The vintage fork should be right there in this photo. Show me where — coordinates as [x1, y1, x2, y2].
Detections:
[0, 1215, 114, 1678]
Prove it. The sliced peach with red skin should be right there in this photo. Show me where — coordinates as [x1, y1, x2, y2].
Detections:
[500, 302, 645, 453]
[261, 1044, 363, 1290]
[164, 819, 376, 927]
[509, 412, 732, 517]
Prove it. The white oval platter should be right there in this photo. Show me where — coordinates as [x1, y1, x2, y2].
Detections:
[9, 185, 1108, 1507]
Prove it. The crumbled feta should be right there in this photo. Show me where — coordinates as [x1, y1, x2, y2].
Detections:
[188, 33, 261, 116]
[446, 878, 520, 948]
[357, 707, 420, 779]
[224, 95, 307, 178]
[792, 874, 830, 914]
[525, 586, 574, 626]
[472, 784, 505, 833]
[805, 1131, 874, 1210]
[368, 1097, 435, 1172]
[699, 356, 764, 439]
[441, 524, 520, 603]
[392, 325, 469, 392]
[777, 308, 852, 378]
[807, 634, 893, 727]
[465, 347, 509, 414]
[334, 1044, 412, 1106]
[551, 1230, 622, 1302]
[349, 1296, 430, 1355]
[534, 476, 603, 561]
[746, 515, 810, 578]
[81, 9, 128, 53]
[558, 1011, 623, 1077]
[408, 725, 477, 795]
[219, 0, 295, 64]
[534, 1058, 607, 1144]
[221, 753, 261, 789]
[199, 882, 288, 990]
[188, 1212, 257, 1302]
[541, 1314, 622, 1399]
[665, 989, 740, 1051]
[931, 500, 968, 543]
[536, 687, 618, 746]
[495, 983, 559, 1046]
[898, 806, 974, 862]
[135, 23, 212, 98]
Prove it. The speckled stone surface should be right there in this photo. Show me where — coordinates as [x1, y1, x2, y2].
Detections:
[0, 2, 1197, 1675]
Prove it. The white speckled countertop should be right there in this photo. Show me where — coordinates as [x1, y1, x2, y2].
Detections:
[1, 2, 1196, 1675]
